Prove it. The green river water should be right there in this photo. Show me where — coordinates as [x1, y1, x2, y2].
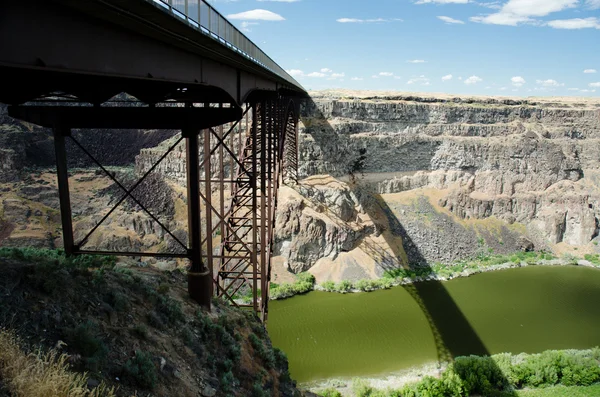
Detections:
[267, 266, 600, 383]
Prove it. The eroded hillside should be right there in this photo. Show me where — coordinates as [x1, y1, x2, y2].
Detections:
[270, 91, 600, 283]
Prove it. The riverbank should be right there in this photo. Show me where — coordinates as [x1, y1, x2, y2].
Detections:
[271, 251, 600, 299]
[305, 348, 600, 397]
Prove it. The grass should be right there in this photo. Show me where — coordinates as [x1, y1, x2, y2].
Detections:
[312, 251, 574, 297]
[584, 254, 600, 265]
[0, 329, 115, 397]
[0, 247, 116, 269]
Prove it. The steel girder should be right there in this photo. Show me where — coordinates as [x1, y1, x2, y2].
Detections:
[14, 97, 299, 321]
[213, 98, 299, 322]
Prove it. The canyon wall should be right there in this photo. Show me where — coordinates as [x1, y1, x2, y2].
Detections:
[271, 92, 600, 280]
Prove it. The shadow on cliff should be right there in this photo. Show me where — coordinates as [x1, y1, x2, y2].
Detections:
[300, 98, 516, 394]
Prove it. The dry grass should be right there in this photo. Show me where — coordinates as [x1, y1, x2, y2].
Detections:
[0, 329, 116, 397]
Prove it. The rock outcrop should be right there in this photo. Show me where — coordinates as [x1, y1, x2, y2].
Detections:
[269, 91, 600, 277]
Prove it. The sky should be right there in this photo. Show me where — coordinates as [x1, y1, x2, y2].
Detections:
[207, 0, 600, 96]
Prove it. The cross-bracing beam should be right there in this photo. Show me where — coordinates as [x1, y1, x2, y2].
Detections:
[213, 99, 299, 321]
[9, 97, 299, 321]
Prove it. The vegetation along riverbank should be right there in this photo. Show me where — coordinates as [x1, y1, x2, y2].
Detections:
[270, 251, 600, 300]
[311, 348, 600, 397]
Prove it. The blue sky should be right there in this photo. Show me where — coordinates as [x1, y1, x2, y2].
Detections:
[209, 0, 600, 96]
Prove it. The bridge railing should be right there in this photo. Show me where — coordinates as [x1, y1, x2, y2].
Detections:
[151, 0, 303, 91]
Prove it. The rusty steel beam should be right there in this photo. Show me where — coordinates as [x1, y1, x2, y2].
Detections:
[210, 97, 299, 321]
[9, 87, 299, 322]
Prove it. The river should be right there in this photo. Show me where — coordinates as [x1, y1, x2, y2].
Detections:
[267, 266, 600, 383]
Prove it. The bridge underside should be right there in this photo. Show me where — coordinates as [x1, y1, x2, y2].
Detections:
[1, 0, 304, 321]
[8, 95, 299, 322]
[0, 0, 300, 106]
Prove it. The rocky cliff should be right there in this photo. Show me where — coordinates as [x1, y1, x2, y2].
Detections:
[270, 91, 600, 282]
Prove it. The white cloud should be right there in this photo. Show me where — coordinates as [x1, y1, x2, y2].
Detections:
[407, 59, 427, 63]
[394, 76, 403, 80]
[471, 0, 577, 26]
[321, 68, 332, 73]
[590, 82, 600, 87]
[442, 74, 453, 81]
[547, 17, 600, 29]
[464, 75, 483, 84]
[379, 72, 394, 77]
[536, 79, 564, 87]
[586, 0, 600, 9]
[568, 88, 580, 91]
[580, 89, 597, 93]
[240, 21, 259, 32]
[286, 69, 304, 77]
[371, 75, 379, 79]
[479, 1, 503, 9]
[511, 76, 526, 87]
[438, 16, 465, 24]
[227, 9, 285, 21]
[584, 69, 597, 74]
[416, 0, 469, 3]
[307, 72, 326, 78]
[407, 75, 431, 85]
[351, 77, 364, 81]
[330, 73, 345, 79]
[336, 18, 401, 23]
[499, 87, 508, 91]
[458, 76, 463, 80]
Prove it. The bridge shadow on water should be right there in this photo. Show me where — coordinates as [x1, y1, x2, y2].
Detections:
[301, 99, 516, 395]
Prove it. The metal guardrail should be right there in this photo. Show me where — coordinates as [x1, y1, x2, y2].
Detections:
[151, 0, 304, 91]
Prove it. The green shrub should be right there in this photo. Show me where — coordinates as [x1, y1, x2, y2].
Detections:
[108, 290, 128, 312]
[273, 347, 288, 369]
[156, 295, 184, 325]
[251, 380, 268, 397]
[453, 355, 510, 395]
[360, 348, 600, 397]
[335, 280, 353, 293]
[220, 370, 236, 393]
[270, 272, 316, 299]
[318, 387, 342, 397]
[383, 268, 408, 279]
[132, 324, 148, 340]
[66, 321, 107, 370]
[249, 333, 275, 368]
[352, 378, 373, 397]
[123, 350, 157, 390]
[354, 279, 370, 292]
[321, 281, 336, 291]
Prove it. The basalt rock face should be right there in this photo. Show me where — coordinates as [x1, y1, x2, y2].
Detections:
[299, 97, 600, 177]
[0, 103, 178, 182]
[289, 93, 600, 269]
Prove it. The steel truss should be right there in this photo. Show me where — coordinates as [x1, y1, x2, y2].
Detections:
[213, 99, 299, 321]
[9, 97, 299, 321]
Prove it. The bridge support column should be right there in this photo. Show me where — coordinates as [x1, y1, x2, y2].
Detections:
[53, 126, 75, 256]
[184, 128, 212, 311]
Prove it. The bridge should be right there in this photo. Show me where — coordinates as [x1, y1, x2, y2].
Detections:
[0, 0, 306, 321]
